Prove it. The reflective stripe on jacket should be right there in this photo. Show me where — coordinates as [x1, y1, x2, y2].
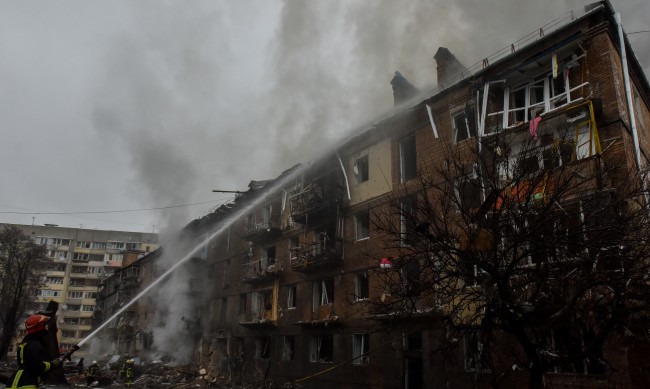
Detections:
[8, 336, 51, 389]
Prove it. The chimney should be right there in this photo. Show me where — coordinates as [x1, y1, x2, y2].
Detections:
[434, 47, 469, 89]
[390, 71, 419, 107]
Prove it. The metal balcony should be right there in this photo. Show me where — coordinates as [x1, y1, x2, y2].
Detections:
[241, 222, 282, 243]
[241, 257, 280, 283]
[289, 182, 340, 224]
[290, 241, 342, 272]
[238, 311, 276, 328]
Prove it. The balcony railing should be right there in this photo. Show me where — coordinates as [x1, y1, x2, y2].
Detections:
[241, 257, 280, 283]
[242, 222, 282, 242]
[289, 182, 340, 224]
[290, 241, 342, 272]
[238, 310, 276, 328]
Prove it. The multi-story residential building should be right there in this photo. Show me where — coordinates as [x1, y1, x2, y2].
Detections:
[2, 223, 157, 357]
[94, 248, 161, 356]
[100, 1, 650, 388]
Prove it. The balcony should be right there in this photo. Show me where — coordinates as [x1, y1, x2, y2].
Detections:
[289, 181, 340, 224]
[242, 222, 282, 243]
[241, 257, 280, 283]
[294, 304, 341, 327]
[290, 241, 342, 272]
[238, 311, 276, 328]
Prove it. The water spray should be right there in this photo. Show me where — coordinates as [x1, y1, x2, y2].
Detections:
[69, 163, 308, 354]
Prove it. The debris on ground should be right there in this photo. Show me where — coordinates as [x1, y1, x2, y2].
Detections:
[1, 358, 284, 388]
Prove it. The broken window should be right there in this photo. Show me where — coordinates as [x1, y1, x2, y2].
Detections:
[355, 211, 370, 241]
[400, 194, 418, 246]
[354, 272, 369, 301]
[316, 231, 329, 255]
[309, 335, 334, 363]
[265, 246, 276, 267]
[352, 334, 369, 365]
[400, 133, 417, 182]
[286, 285, 296, 309]
[313, 279, 335, 316]
[452, 106, 475, 143]
[255, 336, 271, 359]
[353, 154, 369, 184]
[575, 122, 597, 159]
[282, 336, 294, 361]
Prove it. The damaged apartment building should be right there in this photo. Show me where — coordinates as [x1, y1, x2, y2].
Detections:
[97, 2, 650, 388]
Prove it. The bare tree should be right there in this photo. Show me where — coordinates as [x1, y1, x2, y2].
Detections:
[370, 122, 650, 388]
[0, 225, 46, 360]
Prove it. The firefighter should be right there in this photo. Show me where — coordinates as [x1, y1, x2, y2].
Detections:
[85, 360, 99, 386]
[124, 359, 134, 387]
[7, 314, 61, 388]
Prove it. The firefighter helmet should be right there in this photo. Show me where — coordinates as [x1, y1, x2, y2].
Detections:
[25, 314, 49, 335]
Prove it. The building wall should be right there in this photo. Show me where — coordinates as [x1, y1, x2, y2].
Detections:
[192, 12, 650, 387]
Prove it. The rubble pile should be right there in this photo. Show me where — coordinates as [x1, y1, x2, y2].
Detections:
[1, 359, 282, 389]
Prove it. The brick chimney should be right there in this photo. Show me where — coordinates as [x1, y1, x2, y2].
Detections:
[390, 71, 419, 106]
[434, 47, 469, 89]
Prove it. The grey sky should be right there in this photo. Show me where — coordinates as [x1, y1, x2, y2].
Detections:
[0, 0, 647, 234]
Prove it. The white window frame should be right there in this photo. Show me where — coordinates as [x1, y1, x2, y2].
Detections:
[452, 110, 471, 143]
[352, 151, 369, 185]
[355, 211, 370, 241]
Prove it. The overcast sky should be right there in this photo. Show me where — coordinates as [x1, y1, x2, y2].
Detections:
[0, 0, 647, 234]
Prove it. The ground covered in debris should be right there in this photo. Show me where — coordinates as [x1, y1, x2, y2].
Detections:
[0, 359, 291, 389]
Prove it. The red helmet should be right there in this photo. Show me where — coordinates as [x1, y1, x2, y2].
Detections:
[25, 314, 49, 335]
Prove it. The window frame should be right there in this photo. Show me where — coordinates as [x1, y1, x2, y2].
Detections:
[355, 210, 370, 241]
[352, 333, 370, 365]
[309, 334, 334, 363]
[399, 133, 417, 183]
[287, 285, 297, 309]
[354, 272, 369, 301]
[353, 153, 370, 184]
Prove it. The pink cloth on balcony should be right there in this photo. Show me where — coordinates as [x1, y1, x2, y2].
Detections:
[529, 116, 542, 139]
